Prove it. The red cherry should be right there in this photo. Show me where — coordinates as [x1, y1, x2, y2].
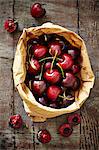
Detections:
[4, 19, 17, 33]
[72, 64, 81, 74]
[44, 62, 51, 70]
[32, 80, 46, 96]
[9, 114, 23, 129]
[37, 129, 51, 144]
[57, 54, 73, 70]
[47, 85, 61, 102]
[58, 123, 73, 137]
[67, 113, 81, 126]
[68, 48, 80, 59]
[44, 69, 61, 84]
[33, 45, 47, 59]
[31, 3, 46, 18]
[38, 97, 48, 106]
[28, 58, 40, 75]
[72, 77, 80, 91]
[49, 41, 62, 56]
[62, 72, 76, 88]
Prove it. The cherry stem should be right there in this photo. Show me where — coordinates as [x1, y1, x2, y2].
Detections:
[57, 64, 65, 78]
[39, 62, 45, 80]
[50, 51, 57, 71]
[39, 57, 61, 63]
[27, 45, 33, 61]
[59, 95, 74, 100]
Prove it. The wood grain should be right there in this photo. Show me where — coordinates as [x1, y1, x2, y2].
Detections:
[78, 0, 99, 149]
[0, 0, 99, 150]
[0, 0, 15, 149]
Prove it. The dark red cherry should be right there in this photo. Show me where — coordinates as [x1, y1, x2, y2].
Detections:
[68, 49, 80, 60]
[62, 94, 75, 108]
[72, 64, 81, 74]
[44, 69, 61, 84]
[67, 113, 81, 126]
[72, 77, 80, 91]
[58, 123, 73, 137]
[37, 129, 51, 144]
[28, 58, 40, 75]
[57, 54, 73, 70]
[31, 3, 46, 18]
[47, 85, 61, 102]
[32, 80, 46, 96]
[9, 114, 23, 129]
[4, 19, 17, 33]
[44, 62, 51, 70]
[62, 72, 76, 88]
[33, 44, 47, 59]
[38, 97, 48, 106]
[49, 41, 62, 56]
[49, 103, 58, 108]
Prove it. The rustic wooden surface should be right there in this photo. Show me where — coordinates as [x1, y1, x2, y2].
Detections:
[0, 0, 99, 150]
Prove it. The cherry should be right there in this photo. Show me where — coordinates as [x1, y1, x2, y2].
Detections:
[57, 54, 73, 70]
[37, 129, 51, 144]
[44, 62, 51, 70]
[71, 64, 81, 74]
[58, 123, 73, 137]
[67, 113, 81, 126]
[9, 114, 23, 129]
[72, 77, 80, 91]
[4, 19, 17, 33]
[49, 41, 62, 56]
[62, 94, 75, 108]
[62, 72, 76, 88]
[33, 44, 47, 59]
[38, 97, 48, 106]
[44, 69, 61, 84]
[28, 58, 40, 75]
[32, 80, 46, 96]
[49, 103, 58, 108]
[68, 48, 80, 60]
[47, 85, 61, 102]
[31, 3, 46, 18]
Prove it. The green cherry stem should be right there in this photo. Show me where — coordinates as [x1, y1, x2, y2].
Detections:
[50, 51, 57, 71]
[39, 62, 45, 80]
[57, 63, 65, 78]
[59, 95, 74, 100]
[39, 57, 61, 63]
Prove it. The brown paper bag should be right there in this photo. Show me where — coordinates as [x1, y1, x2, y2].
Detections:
[13, 23, 95, 122]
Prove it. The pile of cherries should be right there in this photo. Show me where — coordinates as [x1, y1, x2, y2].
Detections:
[25, 33, 81, 109]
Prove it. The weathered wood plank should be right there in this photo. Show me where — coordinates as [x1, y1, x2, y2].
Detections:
[78, 0, 99, 149]
[13, 0, 80, 150]
[0, 0, 15, 149]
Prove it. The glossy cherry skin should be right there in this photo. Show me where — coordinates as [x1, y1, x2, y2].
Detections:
[44, 62, 51, 70]
[49, 41, 62, 56]
[31, 3, 46, 18]
[28, 58, 40, 75]
[57, 54, 73, 70]
[33, 44, 47, 59]
[71, 64, 81, 74]
[68, 49, 80, 60]
[4, 19, 17, 33]
[62, 72, 76, 88]
[38, 97, 48, 106]
[32, 80, 46, 96]
[58, 123, 73, 137]
[47, 85, 61, 102]
[44, 69, 61, 84]
[37, 129, 51, 144]
[9, 114, 23, 129]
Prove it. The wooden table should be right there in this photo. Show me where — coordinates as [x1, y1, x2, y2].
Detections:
[0, 0, 99, 149]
